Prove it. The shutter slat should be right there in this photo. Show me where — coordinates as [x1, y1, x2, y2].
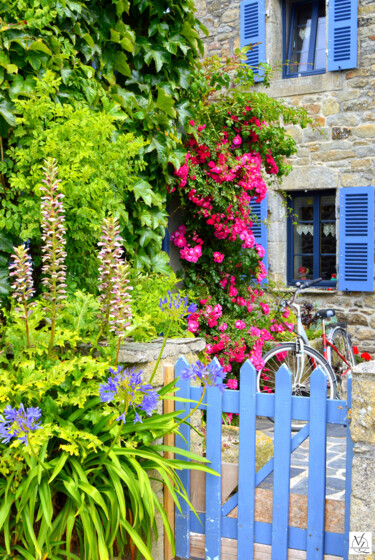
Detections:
[240, 0, 266, 82]
[338, 187, 374, 292]
[328, 0, 357, 70]
[250, 195, 268, 280]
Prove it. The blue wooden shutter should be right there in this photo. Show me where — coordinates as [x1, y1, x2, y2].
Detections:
[339, 187, 374, 292]
[328, 0, 357, 71]
[250, 194, 268, 272]
[240, 0, 266, 82]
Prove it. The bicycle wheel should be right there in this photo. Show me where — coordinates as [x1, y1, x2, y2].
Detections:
[257, 342, 337, 399]
[327, 327, 355, 398]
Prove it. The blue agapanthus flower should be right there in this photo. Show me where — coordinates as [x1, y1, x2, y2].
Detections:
[181, 360, 227, 392]
[99, 366, 159, 424]
[159, 291, 192, 319]
[0, 404, 42, 445]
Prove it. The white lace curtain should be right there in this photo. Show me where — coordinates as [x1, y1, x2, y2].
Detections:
[296, 224, 336, 237]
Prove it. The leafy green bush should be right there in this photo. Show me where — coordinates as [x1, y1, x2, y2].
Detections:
[0, 162, 209, 560]
[1, 73, 172, 291]
[0, 0, 205, 269]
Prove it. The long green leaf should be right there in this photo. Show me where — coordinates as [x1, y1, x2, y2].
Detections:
[48, 452, 69, 483]
[120, 518, 154, 560]
[77, 481, 109, 520]
[38, 479, 53, 528]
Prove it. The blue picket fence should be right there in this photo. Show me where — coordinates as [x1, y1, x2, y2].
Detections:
[174, 356, 353, 560]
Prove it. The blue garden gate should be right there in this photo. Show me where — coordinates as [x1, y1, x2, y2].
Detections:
[174, 356, 353, 560]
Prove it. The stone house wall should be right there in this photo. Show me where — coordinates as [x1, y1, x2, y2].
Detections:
[194, 0, 375, 351]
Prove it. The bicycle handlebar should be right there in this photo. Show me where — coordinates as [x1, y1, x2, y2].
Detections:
[295, 277, 322, 290]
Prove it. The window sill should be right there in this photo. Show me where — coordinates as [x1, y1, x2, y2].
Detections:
[268, 288, 338, 294]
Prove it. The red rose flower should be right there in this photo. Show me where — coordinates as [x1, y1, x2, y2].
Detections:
[352, 346, 359, 355]
[361, 352, 372, 361]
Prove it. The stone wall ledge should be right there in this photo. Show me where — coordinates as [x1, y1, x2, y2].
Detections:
[116, 337, 206, 364]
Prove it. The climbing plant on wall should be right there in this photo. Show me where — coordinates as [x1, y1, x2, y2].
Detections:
[0, 0, 205, 293]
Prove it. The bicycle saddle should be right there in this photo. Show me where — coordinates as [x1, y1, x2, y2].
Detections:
[315, 309, 335, 319]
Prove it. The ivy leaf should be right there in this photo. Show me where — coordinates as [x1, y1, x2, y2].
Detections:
[144, 49, 170, 73]
[145, 133, 169, 165]
[9, 75, 36, 99]
[28, 40, 53, 57]
[0, 268, 10, 296]
[0, 231, 14, 253]
[26, 52, 43, 71]
[0, 98, 16, 127]
[156, 88, 176, 118]
[150, 251, 171, 275]
[138, 229, 161, 247]
[114, 52, 131, 76]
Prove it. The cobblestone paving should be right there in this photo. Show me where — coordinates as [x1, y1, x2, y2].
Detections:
[257, 419, 347, 500]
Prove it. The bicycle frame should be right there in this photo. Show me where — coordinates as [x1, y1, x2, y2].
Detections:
[285, 285, 351, 380]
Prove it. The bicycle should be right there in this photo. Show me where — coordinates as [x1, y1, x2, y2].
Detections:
[257, 277, 355, 400]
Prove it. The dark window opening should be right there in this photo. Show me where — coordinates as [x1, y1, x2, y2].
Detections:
[285, 0, 326, 77]
[287, 191, 337, 286]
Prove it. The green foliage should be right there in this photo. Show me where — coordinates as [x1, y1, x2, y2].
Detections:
[0, 267, 205, 559]
[0, 0, 205, 263]
[0, 299, 211, 559]
[0, 231, 14, 300]
[130, 270, 195, 342]
[1, 73, 171, 289]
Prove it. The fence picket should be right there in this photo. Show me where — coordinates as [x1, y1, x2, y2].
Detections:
[174, 356, 191, 559]
[307, 368, 327, 559]
[238, 360, 257, 560]
[205, 376, 223, 560]
[272, 364, 292, 560]
[344, 373, 353, 560]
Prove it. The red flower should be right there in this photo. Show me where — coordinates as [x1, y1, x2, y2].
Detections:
[352, 346, 359, 355]
[361, 352, 372, 361]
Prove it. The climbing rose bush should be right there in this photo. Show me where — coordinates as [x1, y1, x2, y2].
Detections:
[171, 104, 297, 377]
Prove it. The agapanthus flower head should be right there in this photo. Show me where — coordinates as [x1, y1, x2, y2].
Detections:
[40, 159, 67, 309]
[181, 358, 227, 392]
[9, 244, 35, 313]
[0, 404, 42, 445]
[159, 291, 191, 320]
[99, 366, 159, 424]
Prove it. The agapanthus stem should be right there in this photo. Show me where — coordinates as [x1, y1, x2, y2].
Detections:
[149, 320, 172, 384]
[115, 337, 122, 367]
[175, 385, 206, 429]
[27, 433, 48, 474]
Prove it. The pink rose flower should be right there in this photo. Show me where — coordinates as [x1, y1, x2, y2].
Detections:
[233, 135, 242, 146]
[226, 378, 238, 390]
[235, 320, 246, 330]
[218, 323, 228, 332]
[213, 252, 225, 263]
[189, 120, 195, 126]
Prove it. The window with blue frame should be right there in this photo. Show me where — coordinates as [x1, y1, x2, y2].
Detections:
[287, 191, 337, 285]
[241, 0, 358, 79]
[286, 0, 326, 77]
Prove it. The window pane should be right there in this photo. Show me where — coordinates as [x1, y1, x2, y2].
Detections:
[320, 223, 336, 253]
[290, 5, 313, 73]
[320, 195, 335, 220]
[321, 256, 336, 280]
[294, 226, 313, 254]
[294, 255, 313, 279]
[314, 5, 326, 70]
[294, 196, 314, 221]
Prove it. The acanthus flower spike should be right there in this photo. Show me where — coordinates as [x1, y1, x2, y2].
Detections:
[97, 217, 125, 332]
[40, 159, 67, 356]
[9, 244, 35, 347]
